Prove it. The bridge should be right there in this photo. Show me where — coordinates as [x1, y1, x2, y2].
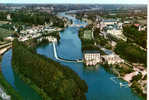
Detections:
[52, 42, 83, 63]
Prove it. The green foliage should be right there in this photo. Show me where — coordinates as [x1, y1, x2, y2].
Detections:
[10, 11, 64, 27]
[114, 42, 147, 66]
[12, 40, 88, 100]
[95, 36, 108, 46]
[123, 25, 147, 48]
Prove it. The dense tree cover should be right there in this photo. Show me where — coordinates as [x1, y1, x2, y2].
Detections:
[94, 36, 108, 46]
[12, 40, 88, 100]
[123, 25, 147, 48]
[9, 11, 64, 27]
[114, 42, 147, 67]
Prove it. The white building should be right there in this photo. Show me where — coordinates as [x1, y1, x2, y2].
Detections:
[100, 19, 117, 27]
[102, 54, 124, 64]
[84, 53, 101, 66]
[100, 19, 117, 31]
[6, 14, 11, 20]
[107, 29, 122, 36]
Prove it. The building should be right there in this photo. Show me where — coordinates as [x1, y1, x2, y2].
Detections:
[100, 19, 116, 30]
[84, 51, 101, 66]
[6, 14, 11, 20]
[138, 25, 146, 31]
[100, 19, 117, 27]
[106, 26, 127, 41]
[124, 21, 131, 24]
[101, 54, 124, 64]
[107, 28, 122, 36]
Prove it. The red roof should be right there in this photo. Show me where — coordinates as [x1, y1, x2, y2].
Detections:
[134, 24, 140, 27]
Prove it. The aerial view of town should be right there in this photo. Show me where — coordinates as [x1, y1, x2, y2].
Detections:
[0, 0, 147, 100]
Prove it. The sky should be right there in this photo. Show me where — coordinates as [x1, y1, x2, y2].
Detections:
[0, 0, 147, 4]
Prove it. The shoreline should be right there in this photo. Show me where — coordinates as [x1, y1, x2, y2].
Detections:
[0, 62, 23, 100]
[101, 63, 146, 100]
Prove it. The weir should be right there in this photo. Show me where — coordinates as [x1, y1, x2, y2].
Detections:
[52, 42, 83, 63]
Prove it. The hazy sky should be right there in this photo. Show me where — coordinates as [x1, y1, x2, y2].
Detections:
[0, 0, 147, 4]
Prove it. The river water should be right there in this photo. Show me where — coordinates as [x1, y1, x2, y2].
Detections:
[1, 12, 143, 100]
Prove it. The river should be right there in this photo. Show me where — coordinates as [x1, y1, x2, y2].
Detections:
[1, 12, 143, 100]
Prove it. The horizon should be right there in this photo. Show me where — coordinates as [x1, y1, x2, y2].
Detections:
[0, 0, 147, 4]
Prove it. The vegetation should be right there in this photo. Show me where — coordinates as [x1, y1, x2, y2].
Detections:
[123, 25, 147, 48]
[0, 28, 13, 41]
[12, 40, 88, 100]
[131, 81, 146, 99]
[10, 11, 64, 27]
[0, 72, 23, 100]
[115, 64, 134, 76]
[114, 42, 147, 67]
[79, 25, 111, 53]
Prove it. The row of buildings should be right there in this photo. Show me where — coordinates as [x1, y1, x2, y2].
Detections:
[18, 25, 58, 42]
[96, 17, 127, 41]
[84, 51, 124, 66]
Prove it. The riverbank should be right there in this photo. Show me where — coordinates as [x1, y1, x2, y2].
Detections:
[1, 54, 23, 100]
[0, 65, 23, 100]
[101, 63, 146, 100]
[77, 11, 147, 99]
